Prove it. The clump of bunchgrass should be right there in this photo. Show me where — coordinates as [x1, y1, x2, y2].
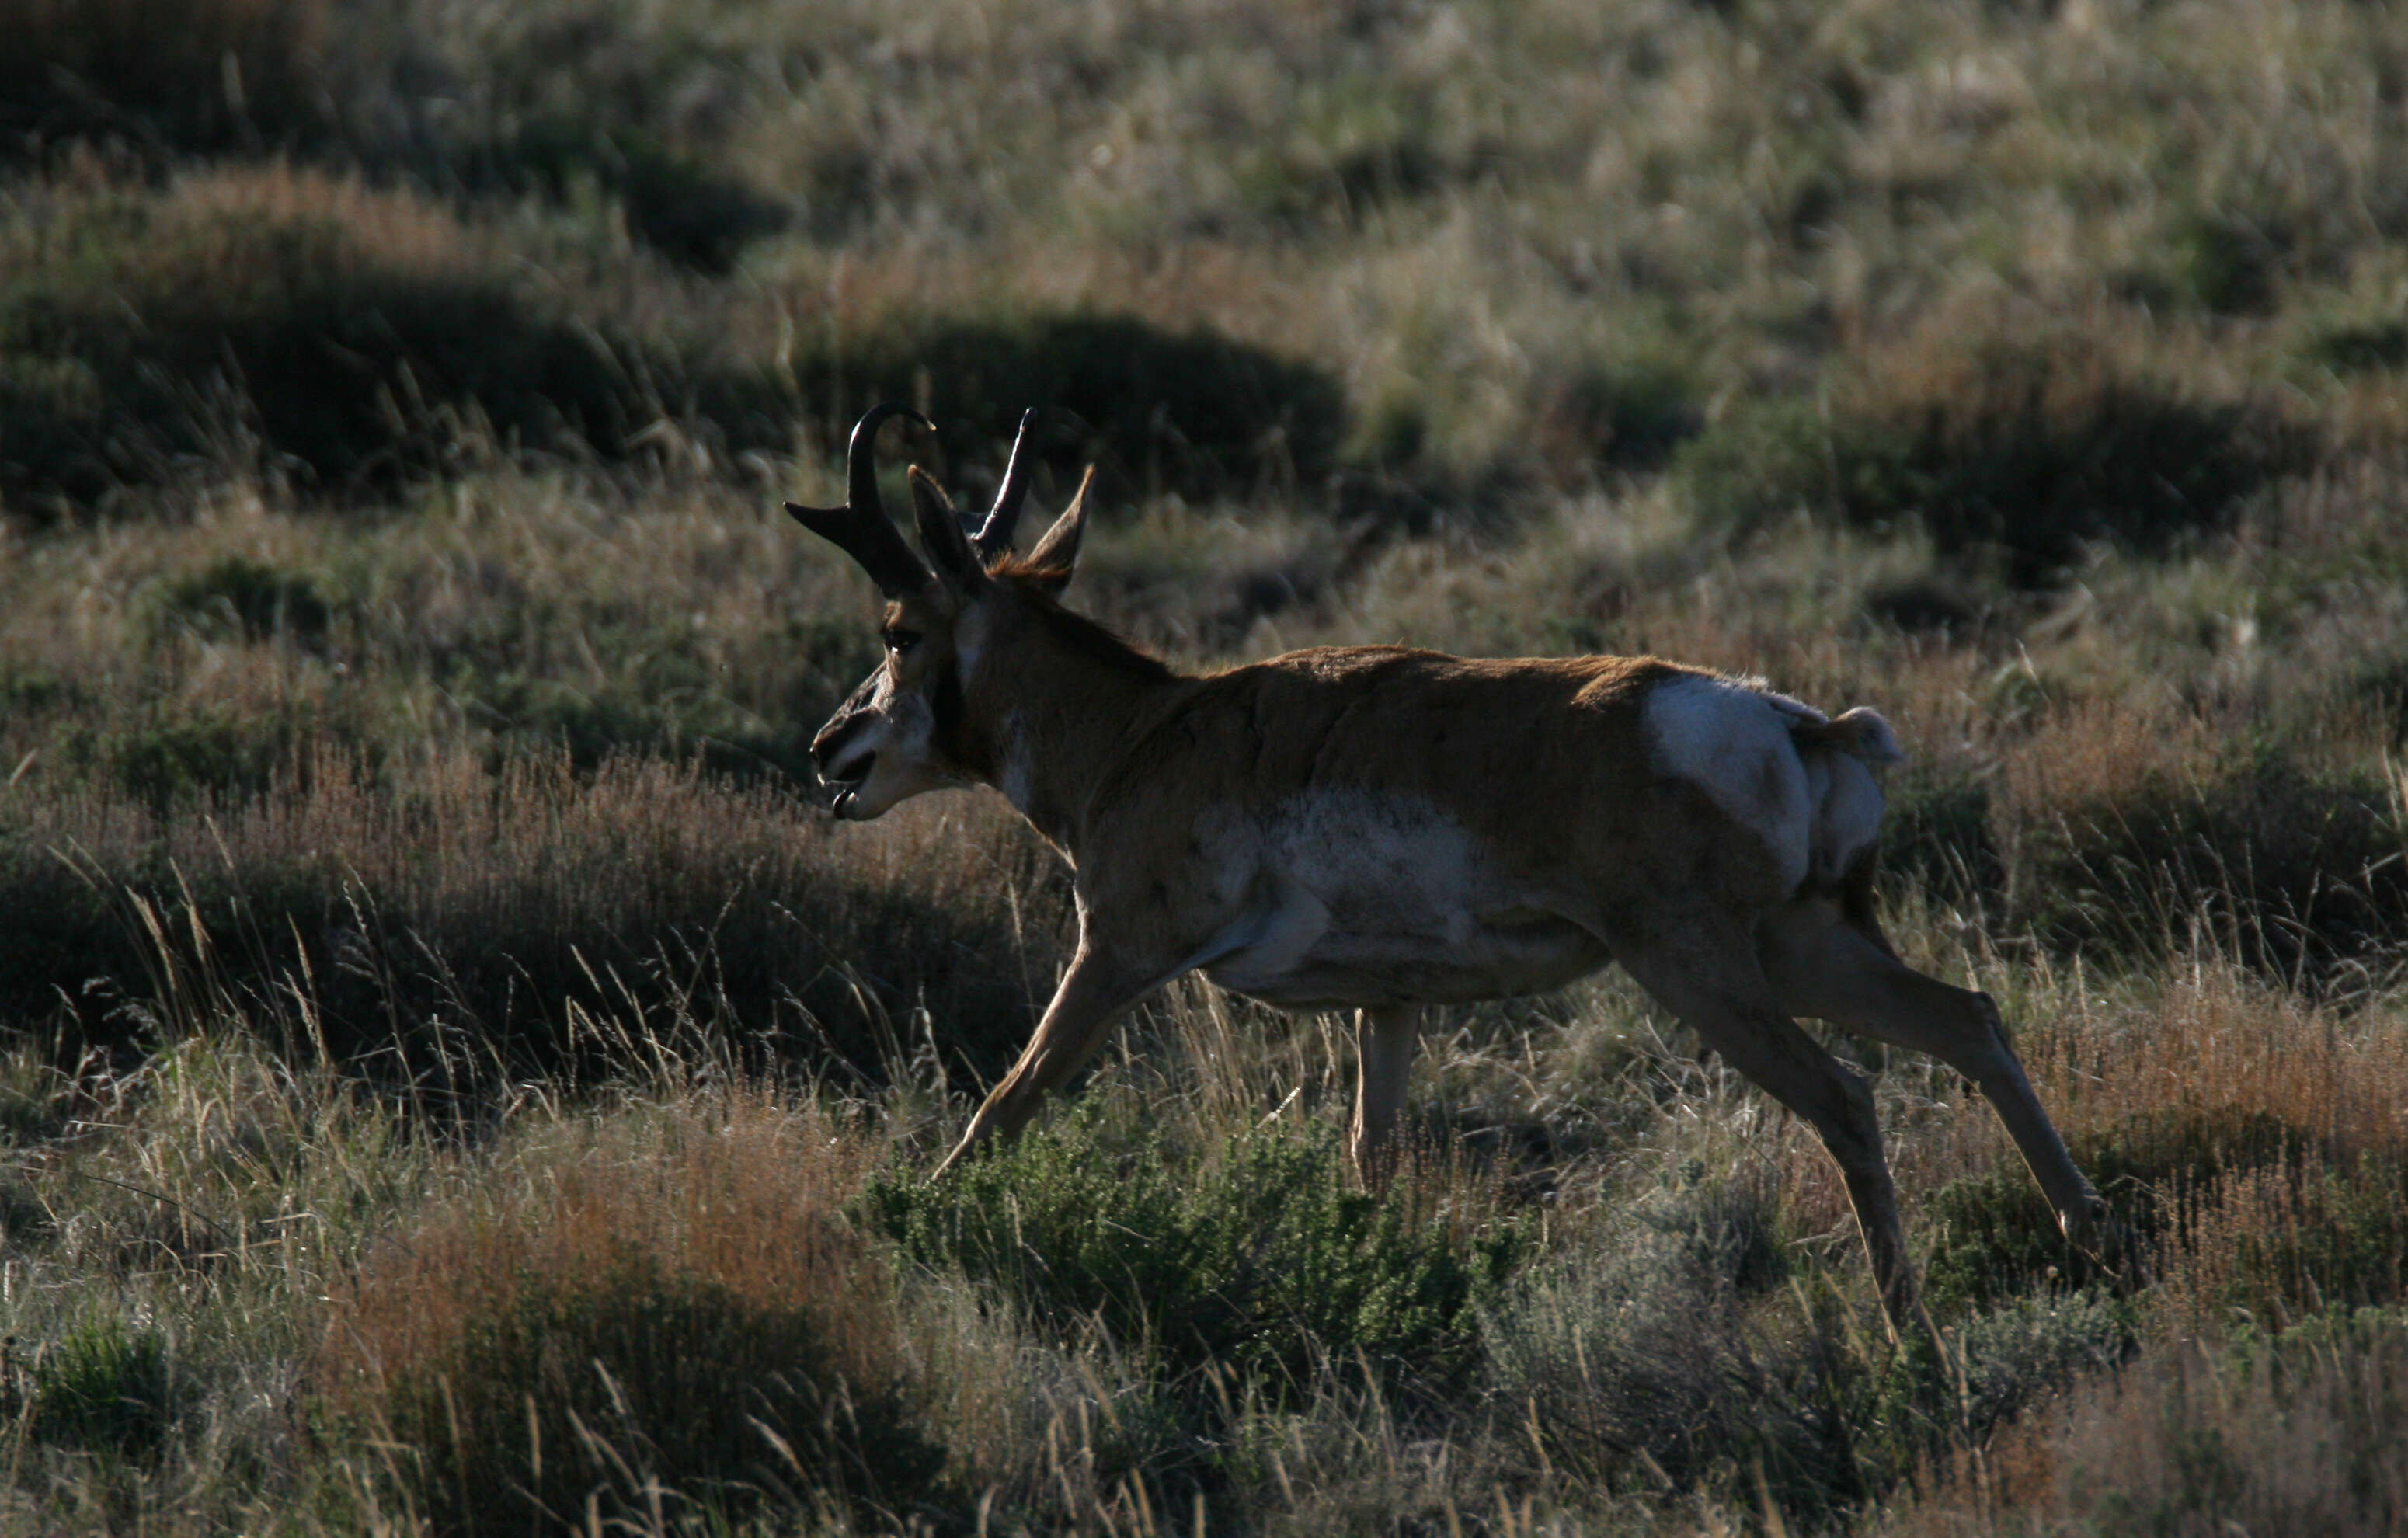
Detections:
[318, 1092, 941, 1535]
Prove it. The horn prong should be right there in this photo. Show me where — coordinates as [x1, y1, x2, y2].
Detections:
[972, 408, 1042, 558]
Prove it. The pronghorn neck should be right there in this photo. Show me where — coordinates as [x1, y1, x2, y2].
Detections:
[966, 581, 1181, 848]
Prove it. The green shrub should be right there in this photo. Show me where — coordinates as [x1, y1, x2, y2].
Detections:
[25, 1316, 175, 1457]
[1878, 764, 2002, 913]
[1484, 1179, 1858, 1519]
[1234, 134, 1449, 230]
[861, 1112, 1526, 1396]
[2150, 209, 2289, 316]
[66, 706, 311, 812]
[1488, 1176, 2134, 1526]
[2310, 318, 2408, 375]
[1832, 1288, 2138, 1505]
[1946, 1287, 2138, 1438]
[419, 118, 788, 276]
[1532, 355, 1707, 477]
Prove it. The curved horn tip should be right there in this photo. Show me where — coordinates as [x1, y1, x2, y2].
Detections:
[973, 407, 1046, 556]
[849, 402, 935, 447]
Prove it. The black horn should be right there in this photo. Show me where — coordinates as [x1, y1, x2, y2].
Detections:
[785, 403, 936, 596]
[970, 409, 1042, 560]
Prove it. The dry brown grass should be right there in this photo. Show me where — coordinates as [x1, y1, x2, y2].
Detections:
[318, 1091, 935, 1533]
[1879, 1315, 2408, 1537]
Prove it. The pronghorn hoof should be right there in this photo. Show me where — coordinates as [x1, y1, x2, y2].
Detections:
[2062, 1196, 2152, 1286]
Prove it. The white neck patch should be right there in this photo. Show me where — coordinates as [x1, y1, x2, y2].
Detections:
[997, 709, 1036, 816]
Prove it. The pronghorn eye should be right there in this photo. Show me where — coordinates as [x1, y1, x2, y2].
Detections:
[884, 628, 923, 654]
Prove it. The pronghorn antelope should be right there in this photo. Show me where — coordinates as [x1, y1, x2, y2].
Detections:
[789, 404, 2114, 1322]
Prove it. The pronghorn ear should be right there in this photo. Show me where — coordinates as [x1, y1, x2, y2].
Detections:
[907, 466, 984, 590]
[1021, 466, 1094, 594]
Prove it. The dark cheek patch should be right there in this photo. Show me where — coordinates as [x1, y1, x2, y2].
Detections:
[931, 663, 967, 750]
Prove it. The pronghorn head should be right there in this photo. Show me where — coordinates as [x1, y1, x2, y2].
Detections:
[789, 405, 1091, 820]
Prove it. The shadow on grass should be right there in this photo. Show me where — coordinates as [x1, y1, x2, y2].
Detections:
[0, 173, 1356, 514]
[1680, 304, 2303, 585]
[0, 753, 1074, 1095]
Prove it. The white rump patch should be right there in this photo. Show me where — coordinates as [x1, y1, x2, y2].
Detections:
[1644, 674, 1813, 891]
[1825, 705, 1904, 764]
[1645, 674, 1896, 891]
[1798, 751, 1884, 886]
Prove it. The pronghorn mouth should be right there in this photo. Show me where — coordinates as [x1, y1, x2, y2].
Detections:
[821, 752, 874, 813]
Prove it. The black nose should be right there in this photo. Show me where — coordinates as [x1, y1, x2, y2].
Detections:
[810, 715, 858, 767]
[811, 715, 874, 781]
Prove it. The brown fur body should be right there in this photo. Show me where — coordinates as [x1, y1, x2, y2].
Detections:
[791, 418, 2121, 1326]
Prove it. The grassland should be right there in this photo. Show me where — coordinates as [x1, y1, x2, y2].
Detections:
[4, 0, 2408, 1531]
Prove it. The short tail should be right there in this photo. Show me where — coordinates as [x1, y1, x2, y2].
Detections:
[1787, 705, 1903, 766]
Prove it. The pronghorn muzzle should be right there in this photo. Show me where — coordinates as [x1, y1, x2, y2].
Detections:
[808, 681, 882, 816]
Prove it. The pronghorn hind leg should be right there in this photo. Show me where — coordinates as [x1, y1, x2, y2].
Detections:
[933, 942, 1159, 1179]
[1755, 900, 2122, 1267]
[1602, 908, 1920, 1327]
[1350, 1005, 1419, 1189]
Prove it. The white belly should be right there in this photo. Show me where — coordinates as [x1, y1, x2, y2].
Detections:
[1192, 792, 1611, 1008]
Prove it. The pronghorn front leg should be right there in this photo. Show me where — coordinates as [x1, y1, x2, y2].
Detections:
[1351, 1006, 1419, 1188]
[933, 939, 1161, 1178]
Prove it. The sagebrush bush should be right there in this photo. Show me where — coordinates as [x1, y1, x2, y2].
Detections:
[319, 1098, 941, 1535]
[1489, 1189, 2135, 1522]
[1484, 1178, 1829, 1498]
[146, 555, 333, 646]
[861, 1110, 1526, 1397]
